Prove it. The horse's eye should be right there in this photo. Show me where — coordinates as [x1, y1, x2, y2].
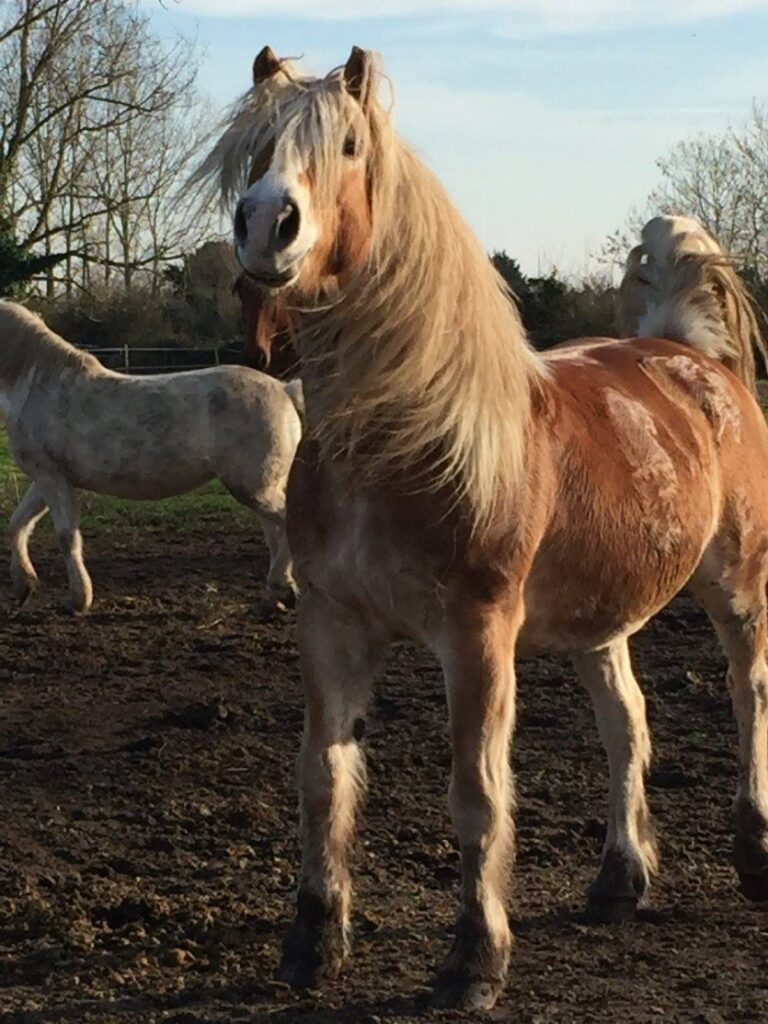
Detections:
[342, 130, 358, 158]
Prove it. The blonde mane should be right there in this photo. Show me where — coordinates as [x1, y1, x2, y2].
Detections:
[0, 301, 98, 390]
[197, 60, 543, 533]
[190, 60, 330, 211]
[619, 215, 767, 393]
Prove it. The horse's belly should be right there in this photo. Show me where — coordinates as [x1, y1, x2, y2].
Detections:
[519, 527, 710, 654]
[66, 451, 213, 500]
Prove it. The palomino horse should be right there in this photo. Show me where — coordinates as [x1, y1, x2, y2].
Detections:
[0, 301, 302, 615]
[195, 47, 768, 1009]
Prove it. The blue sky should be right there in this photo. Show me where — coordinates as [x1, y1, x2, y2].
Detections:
[144, 1, 768, 275]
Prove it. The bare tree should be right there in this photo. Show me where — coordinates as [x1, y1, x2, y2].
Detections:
[84, 17, 217, 292]
[602, 105, 768, 275]
[0, 0, 214, 294]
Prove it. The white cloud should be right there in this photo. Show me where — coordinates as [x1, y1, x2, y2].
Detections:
[177, 0, 764, 33]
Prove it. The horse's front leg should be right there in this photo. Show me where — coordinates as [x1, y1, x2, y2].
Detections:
[572, 640, 658, 922]
[432, 597, 520, 1011]
[277, 588, 384, 989]
[9, 481, 48, 602]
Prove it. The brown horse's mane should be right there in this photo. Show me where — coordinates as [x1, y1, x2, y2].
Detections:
[232, 274, 299, 377]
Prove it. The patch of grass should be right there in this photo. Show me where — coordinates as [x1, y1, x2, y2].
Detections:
[0, 425, 253, 535]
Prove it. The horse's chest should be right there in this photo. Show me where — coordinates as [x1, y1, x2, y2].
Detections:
[287, 458, 442, 639]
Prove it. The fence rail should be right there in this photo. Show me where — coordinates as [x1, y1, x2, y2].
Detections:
[82, 345, 246, 374]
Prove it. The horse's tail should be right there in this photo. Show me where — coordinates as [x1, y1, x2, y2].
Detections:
[617, 214, 767, 395]
[283, 378, 305, 427]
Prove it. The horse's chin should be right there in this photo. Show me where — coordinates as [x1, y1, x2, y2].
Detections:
[241, 267, 300, 291]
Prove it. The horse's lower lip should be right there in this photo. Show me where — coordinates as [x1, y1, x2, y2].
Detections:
[242, 266, 298, 288]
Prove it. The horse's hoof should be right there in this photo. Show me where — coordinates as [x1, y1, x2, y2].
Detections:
[586, 847, 647, 924]
[276, 888, 347, 990]
[274, 951, 321, 991]
[12, 577, 38, 605]
[585, 894, 638, 924]
[734, 820, 768, 902]
[430, 971, 503, 1011]
[275, 936, 342, 991]
[257, 592, 296, 623]
[67, 583, 93, 616]
[257, 600, 279, 624]
[738, 869, 768, 903]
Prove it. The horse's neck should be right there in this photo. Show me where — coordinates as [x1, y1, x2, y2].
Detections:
[297, 219, 538, 534]
[298, 245, 536, 427]
[296, 322, 337, 420]
[0, 360, 38, 421]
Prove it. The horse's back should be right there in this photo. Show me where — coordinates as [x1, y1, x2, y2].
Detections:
[10, 361, 301, 501]
[522, 336, 768, 651]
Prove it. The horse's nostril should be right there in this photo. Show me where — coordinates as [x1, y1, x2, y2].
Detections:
[273, 200, 300, 251]
[234, 200, 248, 244]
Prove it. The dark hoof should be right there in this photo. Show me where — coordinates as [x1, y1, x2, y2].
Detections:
[12, 579, 38, 606]
[585, 893, 638, 924]
[734, 815, 768, 902]
[275, 889, 346, 991]
[430, 971, 503, 1011]
[275, 916, 329, 991]
[275, 934, 343, 991]
[738, 869, 768, 903]
[586, 847, 647, 924]
[274, 948, 323, 991]
[257, 591, 297, 623]
[257, 602, 277, 624]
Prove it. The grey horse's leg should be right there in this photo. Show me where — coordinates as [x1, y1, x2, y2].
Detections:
[39, 477, 92, 613]
[9, 481, 48, 602]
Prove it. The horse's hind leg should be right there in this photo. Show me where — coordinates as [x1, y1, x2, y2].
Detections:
[222, 481, 296, 617]
[689, 554, 768, 900]
[256, 514, 296, 616]
[9, 482, 48, 602]
[572, 638, 658, 922]
[39, 477, 92, 614]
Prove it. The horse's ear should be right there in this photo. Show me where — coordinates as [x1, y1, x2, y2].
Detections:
[253, 45, 281, 85]
[343, 46, 374, 109]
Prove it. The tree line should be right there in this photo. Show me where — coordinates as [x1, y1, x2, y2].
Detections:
[1, 2, 766, 353]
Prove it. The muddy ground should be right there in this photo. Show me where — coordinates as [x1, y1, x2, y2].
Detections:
[1, 522, 767, 1024]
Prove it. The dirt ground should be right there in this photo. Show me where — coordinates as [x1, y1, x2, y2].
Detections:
[1, 523, 768, 1024]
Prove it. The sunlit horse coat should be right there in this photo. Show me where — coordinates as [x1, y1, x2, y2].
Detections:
[197, 46, 768, 1012]
[0, 302, 302, 614]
